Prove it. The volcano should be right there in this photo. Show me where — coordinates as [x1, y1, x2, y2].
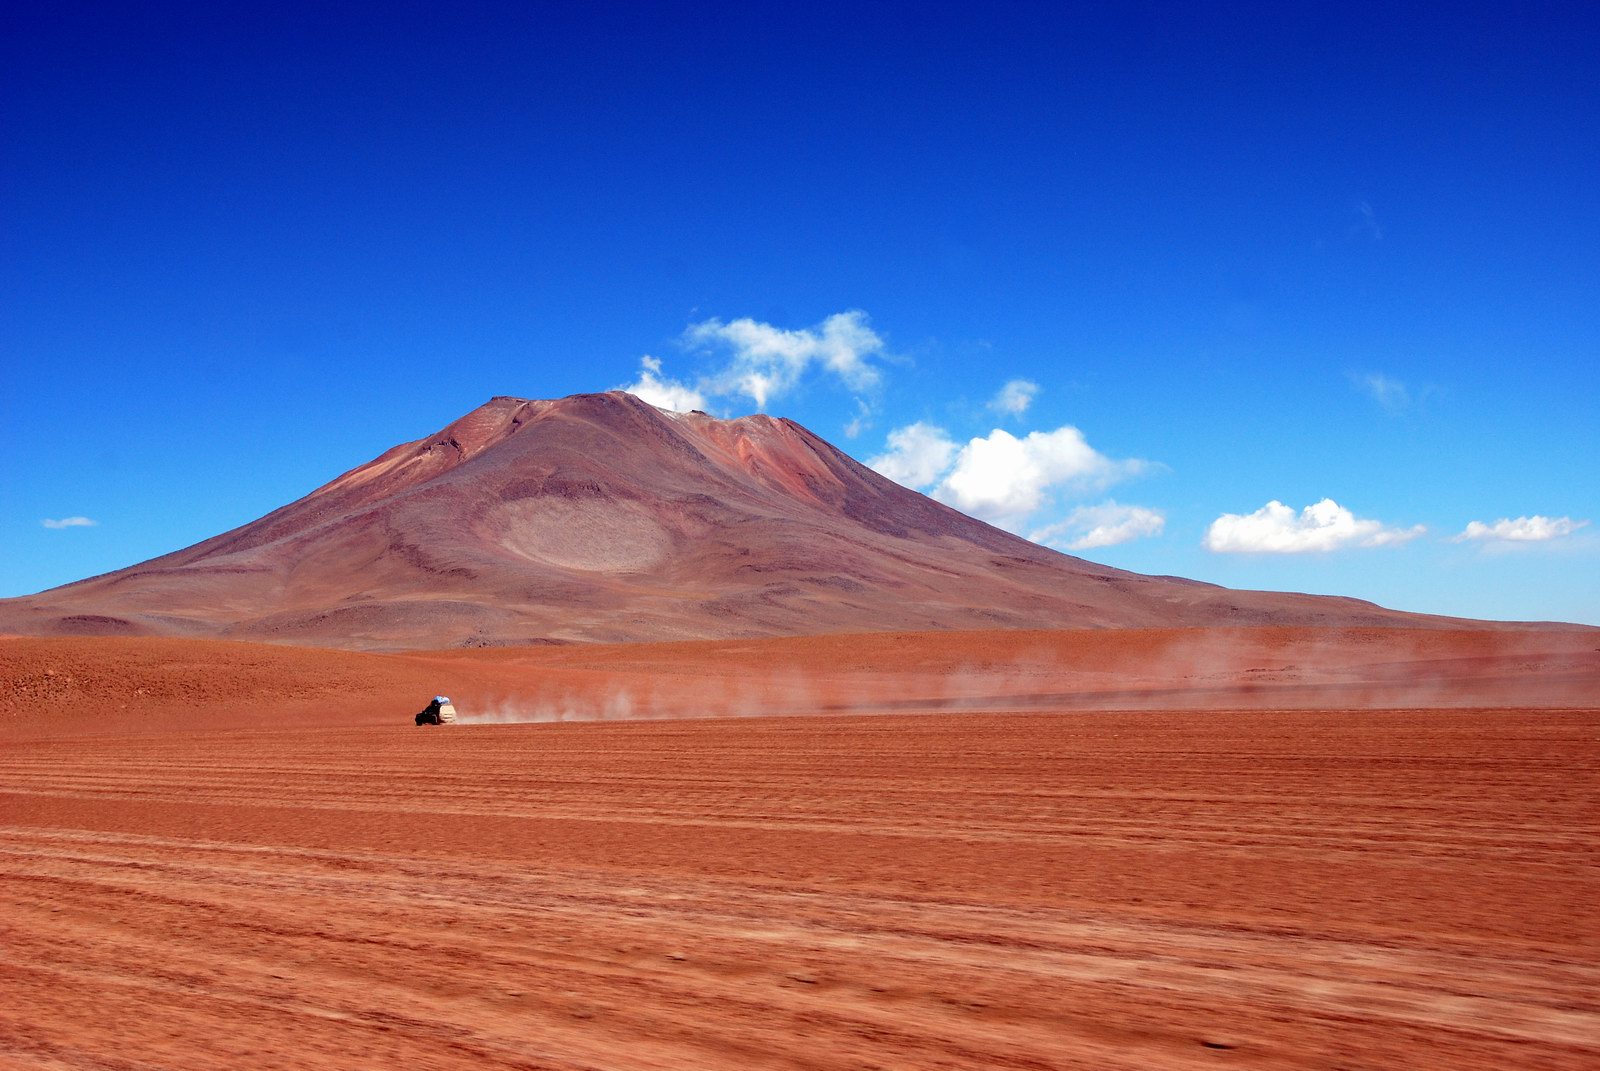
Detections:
[3, 391, 1492, 649]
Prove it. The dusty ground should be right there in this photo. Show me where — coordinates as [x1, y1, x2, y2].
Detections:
[2, 631, 1596, 1067]
[5, 627, 1597, 738]
[3, 704, 1597, 1069]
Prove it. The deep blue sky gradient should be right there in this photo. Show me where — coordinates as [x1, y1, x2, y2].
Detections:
[4, 3, 1597, 622]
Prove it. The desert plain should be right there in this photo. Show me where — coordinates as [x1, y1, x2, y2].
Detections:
[3, 627, 1597, 1070]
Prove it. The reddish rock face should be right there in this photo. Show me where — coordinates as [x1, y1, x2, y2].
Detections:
[0, 391, 1535, 649]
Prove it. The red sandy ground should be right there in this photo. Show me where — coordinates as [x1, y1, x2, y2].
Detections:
[2, 630, 1597, 1069]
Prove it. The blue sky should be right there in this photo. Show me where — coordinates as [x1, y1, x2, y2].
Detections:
[4, 3, 1596, 623]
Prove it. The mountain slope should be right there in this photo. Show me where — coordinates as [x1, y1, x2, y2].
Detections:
[2, 392, 1501, 649]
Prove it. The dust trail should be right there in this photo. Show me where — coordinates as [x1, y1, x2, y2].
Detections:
[456, 687, 637, 724]
[450, 627, 1598, 725]
[452, 664, 837, 725]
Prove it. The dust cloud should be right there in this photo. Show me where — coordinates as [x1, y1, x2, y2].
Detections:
[450, 628, 1599, 725]
[454, 670, 827, 725]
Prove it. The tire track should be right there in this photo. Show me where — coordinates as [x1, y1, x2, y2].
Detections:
[3, 710, 1597, 1069]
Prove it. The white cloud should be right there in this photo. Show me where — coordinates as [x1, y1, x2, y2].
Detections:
[1452, 515, 1590, 543]
[933, 426, 1146, 529]
[1030, 501, 1165, 551]
[870, 422, 1147, 531]
[988, 378, 1039, 416]
[1204, 498, 1424, 554]
[868, 422, 958, 487]
[619, 356, 706, 413]
[685, 310, 884, 409]
[1353, 372, 1409, 411]
[42, 516, 97, 529]
[842, 398, 872, 439]
[871, 419, 1152, 541]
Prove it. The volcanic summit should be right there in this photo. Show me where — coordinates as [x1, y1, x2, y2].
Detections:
[4, 391, 1468, 648]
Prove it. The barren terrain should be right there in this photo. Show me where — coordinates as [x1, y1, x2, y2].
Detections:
[2, 630, 1597, 1069]
[4, 710, 1597, 1070]
[6, 626, 1597, 739]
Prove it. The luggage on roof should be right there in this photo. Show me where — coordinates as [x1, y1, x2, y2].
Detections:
[415, 696, 458, 725]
